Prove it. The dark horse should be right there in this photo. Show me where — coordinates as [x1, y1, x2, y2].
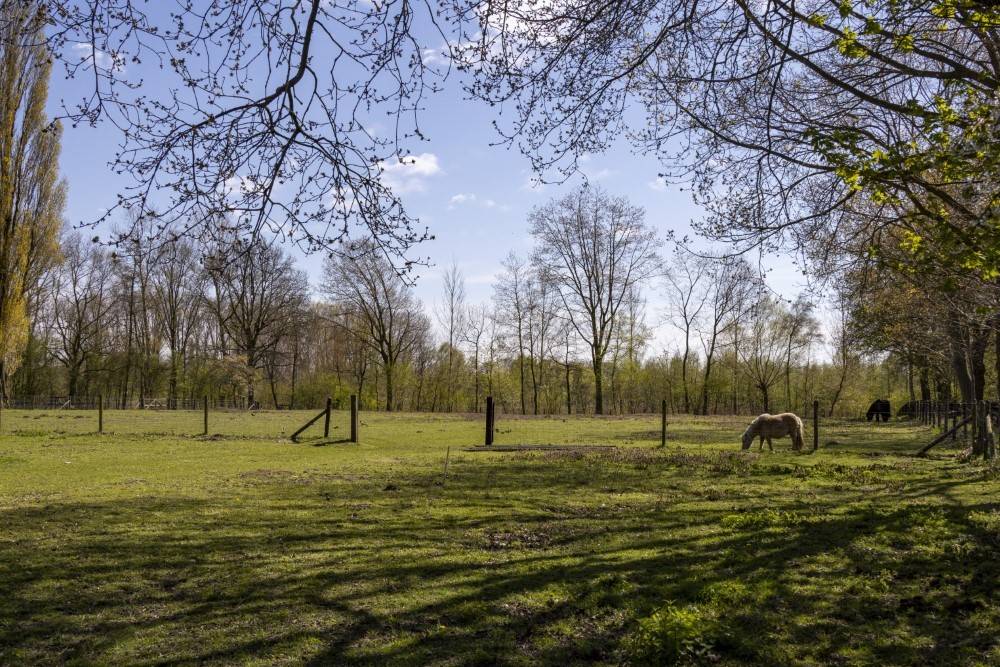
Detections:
[866, 399, 891, 422]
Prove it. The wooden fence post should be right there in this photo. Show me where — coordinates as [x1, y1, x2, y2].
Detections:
[812, 399, 819, 452]
[203, 395, 209, 436]
[98, 394, 104, 434]
[350, 394, 358, 443]
[485, 396, 494, 446]
[660, 399, 667, 447]
[323, 396, 332, 438]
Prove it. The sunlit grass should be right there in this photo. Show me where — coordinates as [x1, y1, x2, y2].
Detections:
[0, 411, 996, 665]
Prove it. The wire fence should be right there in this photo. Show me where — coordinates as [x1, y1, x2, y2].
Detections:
[5, 395, 261, 411]
[0, 394, 357, 441]
[2, 395, 995, 459]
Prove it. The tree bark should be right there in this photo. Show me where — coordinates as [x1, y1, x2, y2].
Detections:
[384, 360, 394, 412]
[593, 356, 604, 415]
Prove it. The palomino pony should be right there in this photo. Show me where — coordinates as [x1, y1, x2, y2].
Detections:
[741, 413, 805, 452]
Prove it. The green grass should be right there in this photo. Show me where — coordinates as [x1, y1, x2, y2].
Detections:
[0, 410, 997, 665]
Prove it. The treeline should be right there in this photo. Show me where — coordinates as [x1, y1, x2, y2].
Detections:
[7, 190, 931, 418]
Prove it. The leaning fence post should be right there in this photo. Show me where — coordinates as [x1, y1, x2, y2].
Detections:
[203, 395, 209, 435]
[323, 396, 332, 438]
[350, 394, 358, 443]
[812, 399, 819, 452]
[485, 396, 494, 446]
[660, 399, 667, 448]
[98, 394, 104, 434]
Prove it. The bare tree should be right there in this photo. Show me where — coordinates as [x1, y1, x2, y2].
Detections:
[524, 273, 560, 414]
[493, 253, 532, 414]
[462, 303, 491, 412]
[739, 296, 790, 414]
[663, 250, 709, 414]
[530, 186, 659, 414]
[782, 296, 821, 411]
[206, 238, 309, 406]
[151, 237, 206, 408]
[30, 0, 452, 265]
[827, 294, 857, 417]
[50, 234, 115, 398]
[696, 257, 757, 415]
[458, 0, 1000, 277]
[436, 261, 467, 412]
[322, 243, 427, 411]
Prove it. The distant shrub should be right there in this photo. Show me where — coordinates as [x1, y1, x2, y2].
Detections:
[627, 602, 717, 665]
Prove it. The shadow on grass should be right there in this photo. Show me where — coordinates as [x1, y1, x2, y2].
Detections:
[0, 451, 997, 665]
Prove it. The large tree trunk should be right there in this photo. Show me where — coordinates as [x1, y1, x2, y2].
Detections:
[949, 340, 975, 402]
[680, 337, 691, 414]
[907, 360, 916, 404]
[996, 326, 1000, 403]
[593, 355, 604, 415]
[699, 333, 718, 416]
[384, 361, 394, 412]
[970, 328, 989, 401]
[565, 364, 572, 415]
[919, 365, 931, 401]
[473, 347, 480, 413]
[828, 364, 848, 418]
[759, 384, 770, 414]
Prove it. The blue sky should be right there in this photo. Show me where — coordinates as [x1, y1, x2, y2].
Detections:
[47, 33, 813, 354]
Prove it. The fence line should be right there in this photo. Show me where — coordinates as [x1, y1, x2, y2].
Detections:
[6, 395, 267, 411]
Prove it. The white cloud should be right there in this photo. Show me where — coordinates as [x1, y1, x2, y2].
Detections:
[72, 42, 125, 72]
[421, 47, 449, 66]
[221, 175, 266, 197]
[648, 176, 668, 192]
[380, 153, 442, 194]
[448, 194, 508, 211]
[449, 193, 477, 208]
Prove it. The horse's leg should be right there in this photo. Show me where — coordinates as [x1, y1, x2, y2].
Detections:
[758, 436, 764, 451]
[766, 437, 773, 452]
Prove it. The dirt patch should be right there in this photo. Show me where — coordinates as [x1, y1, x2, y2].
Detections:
[481, 527, 554, 550]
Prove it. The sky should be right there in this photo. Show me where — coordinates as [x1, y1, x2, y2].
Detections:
[46, 25, 817, 356]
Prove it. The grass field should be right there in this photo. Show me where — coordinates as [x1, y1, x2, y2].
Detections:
[0, 410, 997, 665]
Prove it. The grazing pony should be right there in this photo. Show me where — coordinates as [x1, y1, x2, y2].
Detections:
[866, 399, 891, 422]
[741, 413, 805, 452]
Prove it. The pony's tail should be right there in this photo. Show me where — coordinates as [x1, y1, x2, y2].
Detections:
[794, 416, 805, 451]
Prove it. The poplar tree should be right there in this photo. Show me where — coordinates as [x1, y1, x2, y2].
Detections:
[0, 1, 64, 401]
